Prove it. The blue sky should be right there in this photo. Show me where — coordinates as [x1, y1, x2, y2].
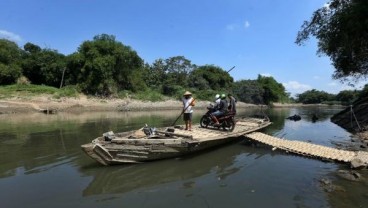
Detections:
[0, 0, 365, 96]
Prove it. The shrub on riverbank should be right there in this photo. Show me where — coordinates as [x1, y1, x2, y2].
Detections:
[0, 84, 79, 99]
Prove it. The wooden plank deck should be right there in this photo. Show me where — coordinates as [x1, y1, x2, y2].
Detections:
[171, 119, 270, 141]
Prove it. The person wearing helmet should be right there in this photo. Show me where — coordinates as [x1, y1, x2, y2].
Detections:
[211, 93, 228, 125]
[215, 94, 220, 104]
[213, 94, 221, 110]
[227, 93, 237, 114]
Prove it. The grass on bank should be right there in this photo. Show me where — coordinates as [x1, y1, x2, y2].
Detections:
[0, 84, 167, 102]
[0, 84, 79, 99]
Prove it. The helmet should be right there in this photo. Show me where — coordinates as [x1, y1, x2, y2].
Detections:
[215, 94, 220, 99]
[221, 94, 226, 99]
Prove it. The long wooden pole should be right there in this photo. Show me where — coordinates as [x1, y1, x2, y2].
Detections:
[60, 67, 66, 89]
[227, 66, 235, 73]
[171, 98, 195, 126]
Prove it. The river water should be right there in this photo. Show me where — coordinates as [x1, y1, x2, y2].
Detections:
[0, 107, 367, 208]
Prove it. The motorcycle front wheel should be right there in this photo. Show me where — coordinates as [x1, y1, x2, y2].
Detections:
[200, 116, 210, 128]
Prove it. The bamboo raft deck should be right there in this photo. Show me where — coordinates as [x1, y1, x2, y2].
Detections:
[82, 117, 272, 165]
[169, 119, 268, 141]
[245, 132, 368, 167]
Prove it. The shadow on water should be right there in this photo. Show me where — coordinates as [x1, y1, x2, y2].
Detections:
[81, 142, 244, 196]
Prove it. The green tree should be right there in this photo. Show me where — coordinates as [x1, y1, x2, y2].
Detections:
[189, 65, 233, 91]
[336, 90, 359, 104]
[144, 59, 166, 89]
[162, 56, 196, 96]
[145, 56, 196, 96]
[297, 89, 335, 104]
[296, 0, 368, 81]
[257, 75, 289, 104]
[357, 84, 368, 100]
[65, 52, 84, 86]
[22, 43, 66, 87]
[68, 34, 144, 95]
[23, 42, 41, 54]
[233, 79, 264, 104]
[0, 39, 22, 84]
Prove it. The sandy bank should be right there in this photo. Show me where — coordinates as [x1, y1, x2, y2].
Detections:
[271, 102, 339, 108]
[0, 96, 260, 114]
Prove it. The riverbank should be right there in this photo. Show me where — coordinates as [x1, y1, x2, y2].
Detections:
[331, 96, 368, 147]
[2, 95, 366, 145]
[271, 102, 338, 108]
[0, 95, 260, 114]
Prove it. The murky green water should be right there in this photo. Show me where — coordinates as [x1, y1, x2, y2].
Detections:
[0, 107, 367, 208]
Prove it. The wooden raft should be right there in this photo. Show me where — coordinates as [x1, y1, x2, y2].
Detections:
[245, 132, 368, 166]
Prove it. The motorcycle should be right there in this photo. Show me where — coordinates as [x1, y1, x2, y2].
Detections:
[200, 104, 236, 131]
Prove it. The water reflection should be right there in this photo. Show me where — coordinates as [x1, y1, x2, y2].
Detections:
[1, 106, 366, 208]
[81, 143, 243, 196]
[0, 111, 194, 173]
[0, 109, 257, 178]
[0, 107, 345, 180]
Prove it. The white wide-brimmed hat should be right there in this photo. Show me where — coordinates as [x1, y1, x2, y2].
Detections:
[183, 91, 192, 96]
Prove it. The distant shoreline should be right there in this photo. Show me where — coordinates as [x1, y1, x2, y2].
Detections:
[270, 102, 344, 108]
[0, 97, 347, 115]
[0, 96, 262, 114]
[1, 96, 365, 147]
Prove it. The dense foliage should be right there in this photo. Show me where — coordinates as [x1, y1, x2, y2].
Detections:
[0, 33, 362, 104]
[232, 80, 264, 104]
[67, 34, 145, 95]
[22, 43, 66, 87]
[297, 89, 335, 104]
[256, 75, 290, 104]
[0, 39, 22, 84]
[335, 90, 359, 104]
[141, 56, 196, 97]
[296, 0, 368, 82]
[357, 84, 368, 100]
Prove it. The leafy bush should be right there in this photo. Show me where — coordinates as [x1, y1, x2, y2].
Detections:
[56, 85, 79, 98]
[162, 84, 185, 97]
[194, 90, 217, 101]
[0, 63, 21, 85]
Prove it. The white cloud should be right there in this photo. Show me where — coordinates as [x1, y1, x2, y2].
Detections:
[226, 20, 250, 31]
[0, 30, 22, 42]
[323, 2, 331, 9]
[244, 21, 250, 29]
[326, 81, 365, 94]
[328, 82, 337, 86]
[260, 73, 272, 77]
[226, 24, 237, 31]
[283, 81, 312, 95]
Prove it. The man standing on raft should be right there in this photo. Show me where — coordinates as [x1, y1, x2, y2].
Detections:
[182, 91, 195, 131]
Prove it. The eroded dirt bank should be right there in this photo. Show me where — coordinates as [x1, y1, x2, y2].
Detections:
[331, 96, 368, 143]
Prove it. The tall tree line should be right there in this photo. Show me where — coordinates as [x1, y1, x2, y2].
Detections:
[0, 34, 291, 104]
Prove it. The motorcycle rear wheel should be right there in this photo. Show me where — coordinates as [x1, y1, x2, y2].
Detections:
[222, 119, 235, 132]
